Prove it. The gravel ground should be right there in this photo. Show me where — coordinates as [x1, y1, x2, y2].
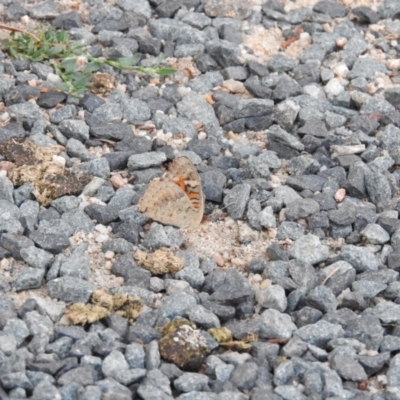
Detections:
[1, 0, 400, 399]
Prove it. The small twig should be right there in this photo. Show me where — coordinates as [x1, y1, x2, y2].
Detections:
[0, 23, 40, 42]
[322, 267, 340, 286]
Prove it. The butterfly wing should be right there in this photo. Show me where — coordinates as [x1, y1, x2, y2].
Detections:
[138, 179, 199, 229]
[167, 157, 204, 222]
[139, 157, 204, 230]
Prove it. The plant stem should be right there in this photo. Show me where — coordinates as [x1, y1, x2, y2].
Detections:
[0, 23, 40, 42]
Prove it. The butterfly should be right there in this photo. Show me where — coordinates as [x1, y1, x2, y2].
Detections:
[139, 156, 204, 230]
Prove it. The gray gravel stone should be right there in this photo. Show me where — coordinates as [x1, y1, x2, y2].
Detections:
[209, 269, 254, 306]
[121, 98, 151, 122]
[0, 372, 32, 391]
[58, 119, 89, 142]
[330, 353, 367, 382]
[92, 102, 123, 123]
[137, 368, 173, 399]
[19, 246, 54, 269]
[125, 342, 145, 369]
[177, 92, 222, 139]
[128, 152, 167, 171]
[74, 157, 110, 180]
[295, 320, 344, 348]
[187, 304, 220, 329]
[229, 362, 258, 392]
[361, 223, 390, 244]
[102, 350, 129, 379]
[268, 124, 305, 151]
[174, 372, 209, 393]
[29, 227, 70, 255]
[47, 277, 95, 303]
[352, 280, 387, 298]
[13, 267, 45, 291]
[233, 99, 274, 118]
[223, 183, 251, 220]
[156, 292, 198, 326]
[288, 234, 329, 265]
[260, 206, 276, 229]
[0, 200, 22, 234]
[303, 286, 338, 314]
[259, 309, 297, 339]
[341, 244, 380, 272]
[61, 209, 95, 234]
[256, 284, 287, 312]
[365, 169, 393, 205]
[0, 176, 13, 203]
[59, 243, 90, 280]
[66, 138, 93, 161]
[380, 336, 400, 353]
[372, 301, 400, 324]
[163, 117, 198, 140]
[285, 198, 320, 220]
[0, 233, 34, 260]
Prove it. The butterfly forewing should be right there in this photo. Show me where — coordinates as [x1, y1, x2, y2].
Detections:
[138, 157, 204, 229]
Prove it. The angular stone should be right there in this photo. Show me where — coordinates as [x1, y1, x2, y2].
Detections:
[288, 235, 329, 265]
[341, 245, 380, 272]
[223, 183, 251, 220]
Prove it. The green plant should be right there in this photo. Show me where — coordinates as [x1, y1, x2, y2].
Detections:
[1, 26, 176, 97]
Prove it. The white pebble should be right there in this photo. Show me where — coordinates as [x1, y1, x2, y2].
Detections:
[104, 251, 115, 260]
[52, 155, 66, 167]
[95, 234, 109, 243]
[0, 112, 9, 122]
[198, 131, 207, 140]
[335, 37, 347, 48]
[105, 261, 113, 270]
[386, 59, 400, 70]
[21, 15, 30, 25]
[95, 224, 109, 234]
[88, 197, 106, 205]
[47, 73, 62, 83]
[331, 62, 349, 78]
[324, 78, 344, 96]
[302, 84, 325, 99]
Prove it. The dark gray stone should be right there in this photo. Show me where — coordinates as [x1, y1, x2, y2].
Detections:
[295, 320, 344, 348]
[84, 204, 119, 225]
[0, 233, 35, 260]
[313, 0, 347, 17]
[341, 245, 380, 272]
[288, 234, 329, 265]
[47, 277, 95, 303]
[223, 183, 251, 220]
[285, 198, 320, 220]
[277, 221, 305, 241]
[13, 267, 45, 291]
[209, 269, 254, 305]
[259, 309, 296, 339]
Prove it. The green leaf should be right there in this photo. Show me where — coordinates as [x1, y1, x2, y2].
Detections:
[154, 53, 164, 64]
[47, 46, 65, 56]
[27, 40, 34, 54]
[2, 39, 10, 50]
[9, 47, 18, 58]
[83, 61, 101, 74]
[55, 82, 70, 92]
[117, 54, 142, 68]
[60, 58, 78, 74]
[156, 68, 176, 76]
[72, 75, 91, 88]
